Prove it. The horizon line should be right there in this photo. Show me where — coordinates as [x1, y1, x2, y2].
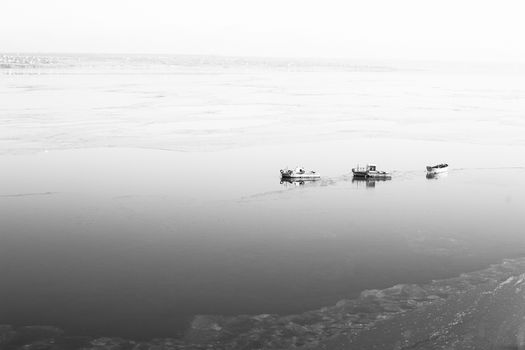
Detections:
[2, 51, 525, 66]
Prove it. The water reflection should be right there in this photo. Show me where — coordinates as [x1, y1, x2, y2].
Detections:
[352, 177, 391, 188]
[426, 172, 449, 180]
[280, 178, 320, 187]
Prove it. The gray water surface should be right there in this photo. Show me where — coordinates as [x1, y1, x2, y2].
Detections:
[1, 54, 525, 340]
[1, 147, 524, 339]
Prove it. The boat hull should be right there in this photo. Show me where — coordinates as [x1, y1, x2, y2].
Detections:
[426, 165, 448, 174]
[281, 174, 321, 180]
[352, 170, 391, 178]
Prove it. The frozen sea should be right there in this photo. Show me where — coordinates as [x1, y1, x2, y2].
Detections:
[1, 54, 525, 341]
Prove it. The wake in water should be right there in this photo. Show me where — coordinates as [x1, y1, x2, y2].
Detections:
[0, 191, 58, 198]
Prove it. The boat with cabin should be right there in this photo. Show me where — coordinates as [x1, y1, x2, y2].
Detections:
[352, 164, 391, 178]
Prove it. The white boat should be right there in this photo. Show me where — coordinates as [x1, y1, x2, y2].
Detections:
[280, 166, 320, 180]
[352, 164, 391, 178]
[426, 163, 448, 175]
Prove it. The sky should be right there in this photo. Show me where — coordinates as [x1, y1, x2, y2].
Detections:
[1, 0, 525, 62]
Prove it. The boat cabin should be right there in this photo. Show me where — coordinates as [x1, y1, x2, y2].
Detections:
[367, 164, 376, 171]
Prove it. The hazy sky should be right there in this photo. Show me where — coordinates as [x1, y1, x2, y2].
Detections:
[2, 0, 525, 62]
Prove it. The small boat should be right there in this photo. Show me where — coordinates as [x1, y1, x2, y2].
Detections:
[426, 163, 448, 175]
[352, 164, 391, 178]
[280, 166, 321, 180]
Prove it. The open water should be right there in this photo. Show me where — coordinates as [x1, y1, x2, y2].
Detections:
[1, 54, 525, 340]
